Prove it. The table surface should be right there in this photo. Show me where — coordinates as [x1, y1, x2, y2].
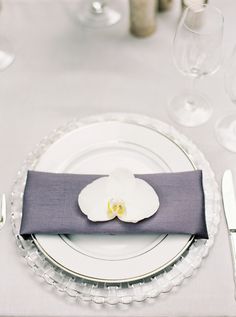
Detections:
[0, 0, 236, 316]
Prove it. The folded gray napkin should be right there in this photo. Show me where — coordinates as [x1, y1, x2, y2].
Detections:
[20, 170, 208, 239]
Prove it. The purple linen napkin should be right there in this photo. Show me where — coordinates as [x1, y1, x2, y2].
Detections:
[20, 170, 208, 239]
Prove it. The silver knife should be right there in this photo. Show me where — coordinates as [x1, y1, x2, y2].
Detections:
[222, 170, 236, 294]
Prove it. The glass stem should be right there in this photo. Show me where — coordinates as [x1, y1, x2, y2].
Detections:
[90, 0, 106, 14]
[190, 76, 197, 96]
[186, 76, 198, 111]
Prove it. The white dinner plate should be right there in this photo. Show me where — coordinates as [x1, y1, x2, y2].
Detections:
[33, 118, 195, 283]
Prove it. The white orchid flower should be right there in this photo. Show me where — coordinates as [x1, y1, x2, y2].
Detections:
[78, 168, 160, 223]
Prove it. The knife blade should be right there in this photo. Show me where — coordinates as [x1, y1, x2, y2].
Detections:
[222, 170, 236, 231]
[222, 170, 236, 297]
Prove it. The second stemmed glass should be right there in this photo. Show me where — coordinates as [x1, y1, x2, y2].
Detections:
[168, 4, 224, 127]
[0, 35, 14, 70]
[0, 1, 14, 70]
[215, 46, 236, 152]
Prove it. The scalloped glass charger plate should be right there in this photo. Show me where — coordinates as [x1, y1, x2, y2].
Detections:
[11, 113, 220, 303]
[32, 117, 195, 283]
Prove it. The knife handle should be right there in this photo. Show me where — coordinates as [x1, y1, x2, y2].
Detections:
[229, 232, 236, 299]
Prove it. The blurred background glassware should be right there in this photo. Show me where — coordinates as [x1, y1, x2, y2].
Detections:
[77, 0, 121, 28]
[168, 4, 224, 127]
[215, 46, 236, 152]
[0, 0, 14, 70]
[0, 35, 14, 70]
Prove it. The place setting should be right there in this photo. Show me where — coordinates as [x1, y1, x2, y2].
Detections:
[10, 112, 221, 304]
[1, 0, 236, 312]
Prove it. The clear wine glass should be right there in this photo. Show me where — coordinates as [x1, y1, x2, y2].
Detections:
[168, 4, 224, 127]
[0, 1, 14, 70]
[0, 35, 14, 70]
[77, 0, 121, 28]
[215, 46, 236, 152]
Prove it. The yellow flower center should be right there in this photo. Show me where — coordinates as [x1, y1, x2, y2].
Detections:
[107, 199, 126, 218]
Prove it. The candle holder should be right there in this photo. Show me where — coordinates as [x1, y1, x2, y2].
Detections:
[158, 0, 173, 12]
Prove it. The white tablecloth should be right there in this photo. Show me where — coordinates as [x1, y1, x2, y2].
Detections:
[0, 0, 236, 316]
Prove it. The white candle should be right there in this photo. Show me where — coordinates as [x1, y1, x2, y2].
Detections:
[129, 0, 157, 37]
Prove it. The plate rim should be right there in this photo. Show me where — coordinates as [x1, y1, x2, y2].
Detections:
[32, 234, 194, 283]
